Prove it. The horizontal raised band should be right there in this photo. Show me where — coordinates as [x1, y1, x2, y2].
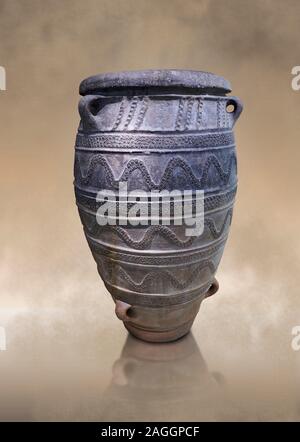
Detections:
[75, 130, 234, 151]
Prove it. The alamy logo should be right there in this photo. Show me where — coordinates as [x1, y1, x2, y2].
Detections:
[96, 182, 205, 237]
[291, 66, 300, 91]
[0, 66, 6, 91]
[0, 327, 6, 351]
[291, 326, 300, 351]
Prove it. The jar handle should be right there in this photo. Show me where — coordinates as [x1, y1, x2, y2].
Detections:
[227, 96, 243, 126]
[205, 278, 219, 298]
[78, 95, 101, 130]
[115, 300, 132, 322]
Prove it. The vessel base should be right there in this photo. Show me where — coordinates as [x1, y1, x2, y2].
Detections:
[124, 319, 194, 343]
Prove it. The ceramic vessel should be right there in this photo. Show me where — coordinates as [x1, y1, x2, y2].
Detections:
[74, 69, 243, 342]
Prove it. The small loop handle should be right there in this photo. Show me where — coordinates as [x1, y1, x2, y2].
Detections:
[205, 278, 219, 299]
[115, 300, 133, 322]
[227, 96, 243, 125]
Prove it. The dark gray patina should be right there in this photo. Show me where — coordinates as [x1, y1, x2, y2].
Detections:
[74, 69, 243, 342]
[79, 69, 231, 94]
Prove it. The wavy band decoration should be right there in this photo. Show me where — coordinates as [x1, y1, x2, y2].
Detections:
[82, 208, 233, 249]
[75, 153, 237, 190]
[98, 259, 216, 292]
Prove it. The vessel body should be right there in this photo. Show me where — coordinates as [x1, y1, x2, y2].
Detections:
[74, 70, 243, 342]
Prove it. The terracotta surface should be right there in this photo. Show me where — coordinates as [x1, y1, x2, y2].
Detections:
[75, 69, 242, 341]
[0, 0, 300, 421]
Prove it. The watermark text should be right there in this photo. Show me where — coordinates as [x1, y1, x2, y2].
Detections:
[291, 66, 300, 91]
[96, 182, 204, 237]
[0, 327, 6, 351]
[0, 66, 6, 91]
[291, 326, 300, 351]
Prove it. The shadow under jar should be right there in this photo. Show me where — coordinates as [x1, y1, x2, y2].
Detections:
[74, 69, 243, 342]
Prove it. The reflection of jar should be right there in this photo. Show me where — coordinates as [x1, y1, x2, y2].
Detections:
[74, 70, 243, 342]
[99, 334, 223, 421]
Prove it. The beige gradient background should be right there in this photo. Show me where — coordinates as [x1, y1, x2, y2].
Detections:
[0, 0, 300, 421]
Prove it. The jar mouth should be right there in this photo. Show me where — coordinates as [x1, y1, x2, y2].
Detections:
[79, 69, 231, 96]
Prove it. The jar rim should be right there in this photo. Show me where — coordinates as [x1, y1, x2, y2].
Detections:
[79, 69, 231, 95]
